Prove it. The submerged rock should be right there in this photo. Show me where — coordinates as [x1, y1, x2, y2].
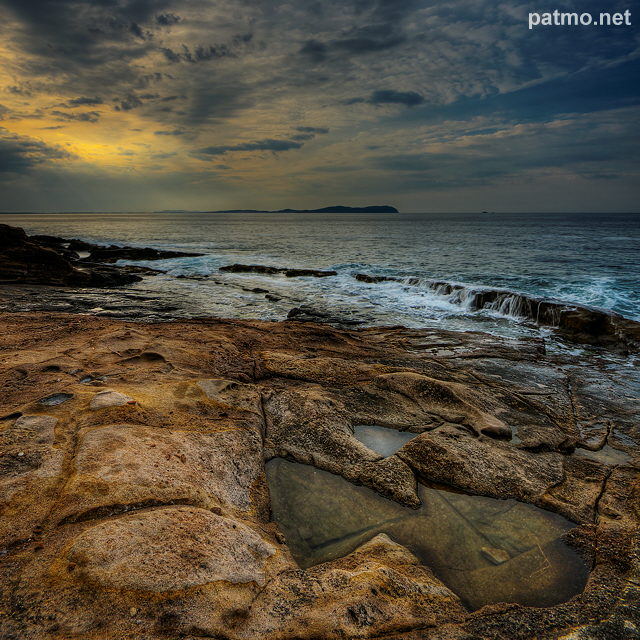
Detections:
[220, 263, 337, 277]
[266, 458, 590, 611]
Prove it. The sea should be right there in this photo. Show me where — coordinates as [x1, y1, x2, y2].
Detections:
[2, 211, 639, 343]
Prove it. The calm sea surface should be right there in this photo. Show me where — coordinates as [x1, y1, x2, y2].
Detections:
[3, 211, 639, 338]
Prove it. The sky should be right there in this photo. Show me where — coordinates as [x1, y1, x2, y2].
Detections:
[0, 0, 638, 212]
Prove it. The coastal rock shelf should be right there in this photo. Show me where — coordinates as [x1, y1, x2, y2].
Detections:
[0, 313, 638, 639]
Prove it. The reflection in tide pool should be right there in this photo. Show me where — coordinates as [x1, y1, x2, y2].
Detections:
[267, 458, 589, 611]
[353, 424, 416, 456]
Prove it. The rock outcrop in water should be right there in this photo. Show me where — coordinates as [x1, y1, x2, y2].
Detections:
[355, 272, 640, 353]
[220, 264, 338, 277]
[0, 225, 202, 288]
[0, 225, 143, 287]
[0, 312, 637, 639]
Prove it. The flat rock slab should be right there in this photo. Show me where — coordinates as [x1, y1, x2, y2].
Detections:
[67, 506, 276, 591]
[2, 415, 58, 448]
[197, 378, 262, 413]
[57, 424, 265, 522]
[0, 414, 65, 546]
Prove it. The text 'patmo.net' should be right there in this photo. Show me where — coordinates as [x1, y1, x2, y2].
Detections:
[529, 10, 632, 29]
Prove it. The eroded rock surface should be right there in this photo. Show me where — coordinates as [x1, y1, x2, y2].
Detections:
[67, 506, 278, 591]
[0, 312, 638, 640]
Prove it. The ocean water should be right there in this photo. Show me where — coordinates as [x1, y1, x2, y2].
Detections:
[3, 211, 639, 338]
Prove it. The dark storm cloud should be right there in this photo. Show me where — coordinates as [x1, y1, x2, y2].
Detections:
[346, 90, 425, 107]
[152, 152, 177, 159]
[333, 24, 406, 54]
[115, 95, 143, 111]
[297, 0, 422, 64]
[50, 110, 101, 123]
[182, 82, 253, 127]
[154, 129, 186, 136]
[296, 126, 329, 134]
[289, 127, 329, 141]
[160, 32, 252, 63]
[157, 13, 182, 26]
[195, 139, 303, 157]
[0, 129, 72, 174]
[299, 24, 406, 62]
[299, 40, 327, 63]
[1, 0, 171, 61]
[129, 22, 151, 40]
[7, 85, 33, 96]
[160, 44, 235, 63]
[65, 96, 104, 107]
[113, 93, 159, 111]
[0, 0, 175, 103]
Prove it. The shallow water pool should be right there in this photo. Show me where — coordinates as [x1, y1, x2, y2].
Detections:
[267, 457, 589, 611]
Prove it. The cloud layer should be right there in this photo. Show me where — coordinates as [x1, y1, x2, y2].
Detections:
[0, 0, 637, 210]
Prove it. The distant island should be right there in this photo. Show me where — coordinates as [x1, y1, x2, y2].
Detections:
[155, 205, 399, 214]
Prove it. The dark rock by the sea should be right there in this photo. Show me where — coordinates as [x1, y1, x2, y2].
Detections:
[83, 245, 201, 263]
[0, 225, 192, 288]
[287, 305, 364, 325]
[354, 271, 640, 353]
[220, 264, 337, 277]
[354, 273, 399, 283]
[0, 224, 142, 287]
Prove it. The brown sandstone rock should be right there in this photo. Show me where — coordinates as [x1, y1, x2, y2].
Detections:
[56, 423, 265, 523]
[66, 506, 277, 591]
[397, 428, 564, 506]
[0, 415, 64, 547]
[243, 534, 467, 638]
[0, 312, 637, 640]
[89, 389, 134, 409]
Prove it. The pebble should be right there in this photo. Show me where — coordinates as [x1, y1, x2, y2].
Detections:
[90, 389, 134, 410]
[480, 546, 510, 565]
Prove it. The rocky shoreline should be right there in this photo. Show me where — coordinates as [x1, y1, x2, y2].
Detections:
[2, 223, 640, 354]
[0, 224, 201, 288]
[0, 310, 638, 639]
